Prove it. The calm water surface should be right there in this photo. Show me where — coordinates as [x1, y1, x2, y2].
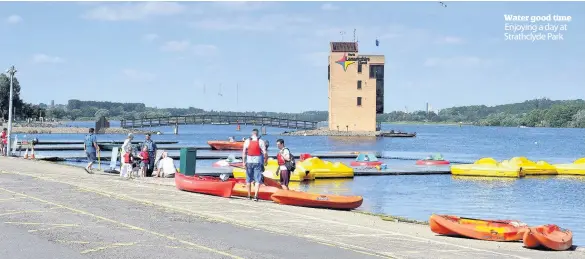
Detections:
[19, 122, 585, 245]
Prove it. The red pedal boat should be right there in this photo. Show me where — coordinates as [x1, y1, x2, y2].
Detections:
[350, 153, 383, 167]
[175, 173, 235, 198]
[207, 140, 244, 150]
[416, 160, 450, 165]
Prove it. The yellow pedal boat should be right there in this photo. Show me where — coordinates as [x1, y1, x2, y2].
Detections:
[297, 157, 354, 179]
[500, 157, 557, 175]
[450, 158, 525, 178]
[232, 159, 315, 181]
[553, 158, 585, 176]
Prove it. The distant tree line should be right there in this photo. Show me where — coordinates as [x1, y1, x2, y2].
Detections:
[377, 98, 585, 128]
[3, 83, 584, 129]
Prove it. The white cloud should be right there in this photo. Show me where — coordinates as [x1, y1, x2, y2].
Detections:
[160, 40, 218, 56]
[6, 15, 23, 24]
[160, 40, 192, 52]
[143, 33, 159, 41]
[32, 54, 65, 64]
[321, 3, 339, 11]
[122, 69, 156, 82]
[436, 36, 465, 44]
[82, 2, 186, 21]
[191, 14, 311, 32]
[424, 56, 486, 67]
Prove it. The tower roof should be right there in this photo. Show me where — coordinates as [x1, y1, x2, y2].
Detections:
[330, 42, 358, 53]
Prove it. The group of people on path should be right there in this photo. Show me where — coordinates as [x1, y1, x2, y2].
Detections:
[242, 128, 294, 201]
[83, 128, 176, 178]
[83, 127, 294, 192]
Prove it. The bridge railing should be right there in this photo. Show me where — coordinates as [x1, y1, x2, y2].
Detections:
[121, 115, 318, 130]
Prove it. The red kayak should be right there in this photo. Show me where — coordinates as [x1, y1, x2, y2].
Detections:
[231, 183, 281, 200]
[416, 160, 450, 165]
[229, 177, 282, 189]
[175, 173, 235, 198]
[350, 161, 383, 167]
[207, 140, 244, 150]
[271, 190, 363, 210]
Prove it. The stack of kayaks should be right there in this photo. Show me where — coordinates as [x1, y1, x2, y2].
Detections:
[501, 157, 557, 175]
[297, 157, 354, 178]
[430, 214, 574, 251]
[553, 158, 585, 176]
[271, 189, 363, 210]
[450, 158, 525, 178]
[232, 159, 316, 181]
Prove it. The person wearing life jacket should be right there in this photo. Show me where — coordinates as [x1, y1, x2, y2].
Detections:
[120, 133, 134, 178]
[1, 128, 7, 156]
[276, 139, 292, 190]
[242, 128, 267, 201]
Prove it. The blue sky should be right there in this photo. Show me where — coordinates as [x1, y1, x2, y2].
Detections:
[1, 1, 584, 113]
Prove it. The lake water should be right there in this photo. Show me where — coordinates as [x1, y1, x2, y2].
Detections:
[16, 122, 585, 245]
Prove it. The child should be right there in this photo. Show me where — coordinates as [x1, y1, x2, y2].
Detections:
[137, 146, 149, 178]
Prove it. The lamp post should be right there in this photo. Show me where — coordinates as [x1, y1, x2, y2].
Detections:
[5, 66, 17, 157]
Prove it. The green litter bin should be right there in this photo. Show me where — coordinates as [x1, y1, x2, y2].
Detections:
[180, 148, 197, 176]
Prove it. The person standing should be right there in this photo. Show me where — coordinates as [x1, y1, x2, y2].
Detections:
[120, 133, 134, 178]
[276, 139, 292, 190]
[242, 128, 267, 201]
[142, 133, 157, 177]
[137, 146, 149, 178]
[83, 128, 99, 174]
[1, 128, 7, 156]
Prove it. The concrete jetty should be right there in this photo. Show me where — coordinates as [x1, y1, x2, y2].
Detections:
[1, 158, 583, 258]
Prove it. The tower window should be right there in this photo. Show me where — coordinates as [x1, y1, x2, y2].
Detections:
[357, 97, 362, 106]
[357, 80, 362, 89]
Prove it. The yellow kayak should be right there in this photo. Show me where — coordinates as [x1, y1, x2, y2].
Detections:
[451, 158, 525, 178]
[501, 157, 557, 175]
[554, 158, 585, 176]
[232, 159, 315, 181]
[297, 157, 354, 179]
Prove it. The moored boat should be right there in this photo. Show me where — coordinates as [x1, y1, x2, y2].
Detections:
[523, 224, 573, 251]
[501, 157, 557, 175]
[212, 155, 242, 167]
[298, 157, 354, 178]
[350, 153, 383, 167]
[450, 157, 525, 178]
[416, 153, 450, 165]
[233, 159, 316, 181]
[270, 189, 363, 210]
[553, 158, 585, 176]
[429, 214, 528, 241]
[175, 173, 235, 197]
[207, 140, 244, 150]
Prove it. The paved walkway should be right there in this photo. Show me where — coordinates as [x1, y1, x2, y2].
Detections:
[1, 157, 583, 259]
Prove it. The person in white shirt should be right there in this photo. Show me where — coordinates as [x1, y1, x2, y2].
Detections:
[155, 151, 177, 178]
[242, 129, 267, 201]
[120, 133, 134, 178]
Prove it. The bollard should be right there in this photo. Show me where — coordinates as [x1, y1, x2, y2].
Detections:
[179, 148, 197, 176]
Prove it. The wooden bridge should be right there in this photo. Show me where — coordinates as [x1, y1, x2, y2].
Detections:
[120, 115, 319, 130]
